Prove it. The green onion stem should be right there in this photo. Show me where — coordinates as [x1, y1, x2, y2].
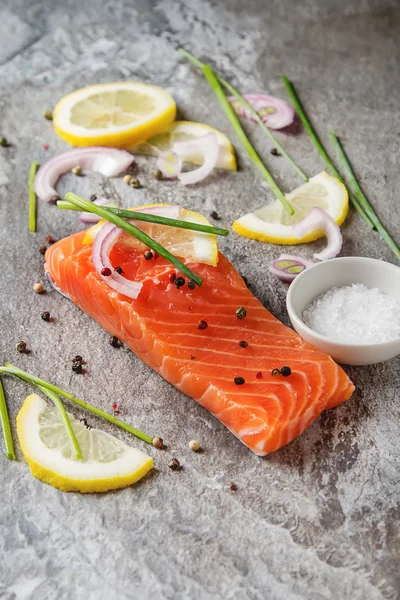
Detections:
[29, 161, 39, 233]
[64, 193, 203, 286]
[0, 378, 16, 460]
[281, 75, 374, 229]
[34, 384, 83, 460]
[329, 131, 400, 261]
[1, 364, 154, 445]
[178, 48, 308, 182]
[57, 201, 229, 237]
[203, 64, 294, 216]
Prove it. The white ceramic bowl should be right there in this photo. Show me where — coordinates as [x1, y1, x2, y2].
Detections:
[286, 257, 400, 365]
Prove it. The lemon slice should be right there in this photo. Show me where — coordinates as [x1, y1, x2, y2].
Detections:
[233, 172, 349, 244]
[53, 82, 176, 148]
[17, 394, 153, 493]
[130, 121, 237, 171]
[83, 204, 219, 267]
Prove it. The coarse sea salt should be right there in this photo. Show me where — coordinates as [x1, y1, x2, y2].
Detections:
[302, 283, 400, 344]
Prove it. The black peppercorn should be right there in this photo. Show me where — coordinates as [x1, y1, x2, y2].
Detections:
[168, 458, 181, 470]
[234, 376, 245, 385]
[16, 341, 27, 353]
[188, 280, 196, 290]
[39, 245, 47, 255]
[236, 306, 247, 319]
[72, 362, 83, 374]
[271, 148, 281, 156]
[144, 250, 153, 260]
[210, 211, 221, 221]
[90, 194, 97, 202]
[110, 336, 121, 348]
[239, 340, 248, 348]
[115, 266, 123, 274]
[197, 320, 208, 330]
[280, 366, 292, 377]
[174, 277, 185, 288]
[41, 311, 51, 321]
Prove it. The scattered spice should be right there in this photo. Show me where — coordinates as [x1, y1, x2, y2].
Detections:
[210, 210, 221, 221]
[72, 362, 83, 374]
[236, 306, 247, 319]
[74, 355, 83, 363]
[41, 311, 51, 322]
[239, 340, 248, 348]
[188, 280, 196, 290]
[229, 482, 238, 491]
[152, 437, 164, 449]
[144, 250, 153, 260]
[189, 440, 201, 452]
[154, 169, 163, 181]
[80, 417, 91, 430]
[0, 136, 10, 147]
[112, 401, 120, 415]
[43, 110, 53, 121]
[280, 366, 292, 377]
[101, 267, 112, 277]
[90, 194, 97, 201]
[33, 282, 44, 294]
[168, 458, 181, 470]
[46, 235, 55, 244]
[175, 276, 185, 289]
[38, 245, 47, 255]
[130, 177, 142, 189]
[115, 266, 123, 274]
[110, 336, 121, 348]
[71, 165, 82, 176]
[190, 355, 196, 360]
[234, 376, 245, 385]
[271, 148, 281, 156]
[16, 341, 27, 353]
[169, 272, 176, 284]
[256, 371, 263, 379]
[197, 320, 208, 330]
[43, 144, 50, 150]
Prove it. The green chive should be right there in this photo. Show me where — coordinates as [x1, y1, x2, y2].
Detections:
[178, 48, 308, 182]
[0, 378, 16, 460]
[2, 364, 154, 445]
[35, 384, 83, 460]
[57, 201, 229, 237]
[329, 131, 400, 261]
[202, 64, 294, 216]
[29, 161, 39, 233]
[281, 75, 374, 230]
[64, 193, 203, 287]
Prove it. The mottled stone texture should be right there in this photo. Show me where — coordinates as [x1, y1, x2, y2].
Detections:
[0, 0, 399, 598]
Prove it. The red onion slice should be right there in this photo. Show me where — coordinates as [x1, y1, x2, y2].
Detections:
[292, 207, 343, 261]
[173, 133, 220, 185]
[79, 197, 119, 223]
[34, 147, 134, 203]
[91, 205, 181, 299]
[270, 253, 314, 282]
[229, 94, 295, 130]
[157, 150, 182, 178]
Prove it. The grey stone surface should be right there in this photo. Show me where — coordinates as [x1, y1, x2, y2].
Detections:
[0, 0, 399, 598]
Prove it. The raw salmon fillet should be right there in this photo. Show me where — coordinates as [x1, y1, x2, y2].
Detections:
[46, 230, 354, 455]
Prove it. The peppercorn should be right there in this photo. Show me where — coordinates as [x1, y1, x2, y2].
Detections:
[71, 165, 82, 176]
[271, 148, 281, 156]
[115, 266, 123, 274]
[154, 169, 163, 180]
[144, 250, 153, 260]
[123, 174, 132, 185]
[46, 235, 56, 244]
[236, 306, 247, 319]
[152, 437, 164, 449]
[168, 458, 181, 470]
[16, 341, 27, 353]
[101, 267, 112, 277]
[41, 311, 51, 321]
[197, 320, 208, 330]
[234, 376, 245, 385]
[189, 440, 201, 452]
[110, 336, 121, 348]
[90, 194, 97, 202]
[210, 210, 221, 221]
[33, 282, 44, 294]
[169, 273, 176, 283]
[72, 362, 83, 374]
[190, 355, 196, 360]
[43, 109, 53, 121]
[0, 136, 10, 147]
[39, 245, 47, 255]
[280, 366, 292, 377]
[239, 340, 248, 348]
[256, 371, 263, 379]
[174, 277, 185, 289]
[74, 355, 83, 363]
[188, 280, 196, 290]
[229, 482, 238, 491]
[130, 178, 142, 189]
[271, 368, 281, 376]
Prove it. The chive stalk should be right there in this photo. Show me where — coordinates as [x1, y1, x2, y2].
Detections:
[203, 65, 294, 216]
[57, 201, 229, 237]
[178, 49, 307, 181]
[29, 161, 39, 233]
[35, 384, 83, 460]
[281, 76, 374, 229]
[64, 193, 203, 286]
[2, 364, 154, 445]
[329, 131, 400, 260]
[0, 378, 16, 460]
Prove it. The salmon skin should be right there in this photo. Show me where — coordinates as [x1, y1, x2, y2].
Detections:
[45, 230, 354, 456]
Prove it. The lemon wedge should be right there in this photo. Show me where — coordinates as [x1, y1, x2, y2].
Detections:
[53, 82, 176, 148]
[233, 172, 349, 244]
[17, 394, 153, 493]
[130, 121, 237, 171]
[83, 204, 219, 267]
